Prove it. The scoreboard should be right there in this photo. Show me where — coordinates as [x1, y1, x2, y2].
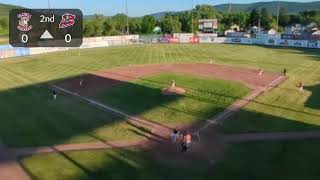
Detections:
[198, 19, 218, 33]
[9, 9, 83, 47]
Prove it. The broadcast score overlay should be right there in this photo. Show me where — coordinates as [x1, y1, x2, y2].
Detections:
[9, 9, 83, 47]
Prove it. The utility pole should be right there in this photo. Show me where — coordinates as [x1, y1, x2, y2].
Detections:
[191, 0, 194, 34]
[276, 0, 280, 32]
[228, 4, 232, 14]
[47, 0, 51, 9]
[126, 0, 129, 34]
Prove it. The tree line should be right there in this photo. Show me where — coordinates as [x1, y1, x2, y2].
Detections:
[84, 5, 320, 37]
[0, 5, 319, 37]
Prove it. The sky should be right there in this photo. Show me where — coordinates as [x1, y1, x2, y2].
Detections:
[0, 0, 317, 16]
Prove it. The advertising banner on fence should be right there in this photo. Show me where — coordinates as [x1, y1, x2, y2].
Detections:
[289, 40, 308, 48]
[199, 36, 214, 43]
[168, 37, 180, 43]
[308, 40, 319, 48]
[15, 48, 30, 56]
[0, 49, 16, 59]
[189, 36, 199, 43]
[277, 39, 289, 46]
[212, 37, 226, 43]
[265, 38, 276, 45]
[225, 37, 252, 44]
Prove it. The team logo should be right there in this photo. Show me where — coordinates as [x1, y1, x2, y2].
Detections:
[17, 13, 32, 32]
[59, 13, 76, 29]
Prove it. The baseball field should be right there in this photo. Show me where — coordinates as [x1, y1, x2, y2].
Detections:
[0, 43, 320, 180]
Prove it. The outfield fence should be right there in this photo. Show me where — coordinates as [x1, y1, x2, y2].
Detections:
[0, 35, 140, 59]
[1, 34, 319, 59]
[211, 37, 320, 49]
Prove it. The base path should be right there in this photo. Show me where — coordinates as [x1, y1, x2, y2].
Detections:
[0, 149, 30, 180]
[57, 63, 282, 97]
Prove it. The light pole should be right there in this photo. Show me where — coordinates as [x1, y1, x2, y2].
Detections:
[126, 0, 129, 34]
[47, 0, 51, 9]
[276, 0, 280, 32]
[191, 0, 194, 34]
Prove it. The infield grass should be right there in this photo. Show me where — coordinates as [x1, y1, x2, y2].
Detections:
[97, 73, 249, 124]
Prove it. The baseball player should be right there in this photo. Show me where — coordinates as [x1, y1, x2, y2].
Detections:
[299, 81, 304, 93]
[53, 90, 57, 100]
[259, 69, 263, 76]
[170, 128, 179, 144]
[185, 132, 192, 149]
[283, 68, 287, 76]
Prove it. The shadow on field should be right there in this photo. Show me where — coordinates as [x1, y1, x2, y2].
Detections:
[222, 109, 320, 133]
[0, 73, 189, 148]
[305, 84, 320, 110]
[20, 109, 320, 180]
[1, 72, 320, 179]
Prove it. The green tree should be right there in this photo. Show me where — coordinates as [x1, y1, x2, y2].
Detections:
[248, 9, 261, 27]
[141, 15, 156, 34]
[300, 10, 320, 25]
[112, 13, 128, 34]
[260, 8, 272, 29]
[83, 20, 95, 37]
[92, 14, 105, 36]
[0, 18, 8, 34]
[103, 18, 118, 36]
[161, 14, 182, 34]
[179, 12, 192, 33]
[129, 18, 142, 34]
[279, 8, 290, 27]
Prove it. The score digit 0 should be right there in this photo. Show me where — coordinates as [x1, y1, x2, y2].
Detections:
[65, 34, 72, 43]
[21, 34, 28, 44]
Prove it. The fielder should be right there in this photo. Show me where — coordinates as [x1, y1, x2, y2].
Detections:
[299, 81, 304, 93]
[259, 69, 263, 76]
[283, 68, 287, 76]
[52, 90, 57, 100]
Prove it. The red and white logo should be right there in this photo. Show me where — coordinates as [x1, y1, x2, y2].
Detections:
[59, 13, 76, 29]
[17, 13, 32, 32]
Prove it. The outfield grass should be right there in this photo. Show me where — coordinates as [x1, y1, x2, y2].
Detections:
[0, 36, 8, 44]
[0, 44, 319, 148]
[97, 73, 249, 124]
[21, 139, 320, 180]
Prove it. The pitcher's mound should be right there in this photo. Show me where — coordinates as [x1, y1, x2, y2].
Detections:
[162, 87, 186, 95]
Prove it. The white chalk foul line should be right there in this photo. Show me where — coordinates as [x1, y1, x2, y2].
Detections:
[51, 85, 144, 123]
[195, 76, 286, 134]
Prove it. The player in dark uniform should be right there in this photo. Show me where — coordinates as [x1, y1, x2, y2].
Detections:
[53, 90, 57, 100]
[283, 68, 287, 76]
